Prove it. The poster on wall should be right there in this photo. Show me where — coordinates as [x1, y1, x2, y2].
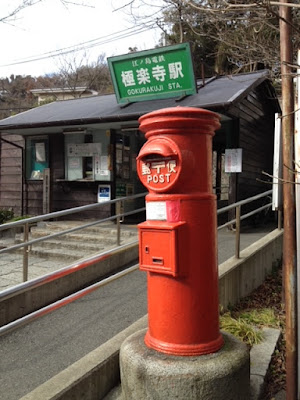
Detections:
[225, 149, 243, 173]
[68, 157, 81, 169]
[35, 142, 46, 162]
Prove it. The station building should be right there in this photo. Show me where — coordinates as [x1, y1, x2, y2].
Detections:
[0, 69, 280, 219]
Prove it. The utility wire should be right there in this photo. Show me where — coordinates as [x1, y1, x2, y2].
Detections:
[6, 20, 158, 62]
[0, 20, 161, 68]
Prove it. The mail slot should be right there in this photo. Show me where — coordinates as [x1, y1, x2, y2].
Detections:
[137, 137, 181, 193]
[139, 221, 186, 277]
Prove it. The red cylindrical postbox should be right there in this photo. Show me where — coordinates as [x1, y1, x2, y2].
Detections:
[137, 106, 224, 356]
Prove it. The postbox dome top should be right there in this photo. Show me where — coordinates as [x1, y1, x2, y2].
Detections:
[138, 106, 220, 138]
[139, 106, 219, 120]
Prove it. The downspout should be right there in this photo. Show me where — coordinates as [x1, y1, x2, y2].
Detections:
[0, 136, 25, 216]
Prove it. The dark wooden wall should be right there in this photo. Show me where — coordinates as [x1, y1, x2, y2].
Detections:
[228, 82, 276, 202]
[26, 181, 43, 215]
[0, 134, 24, 215]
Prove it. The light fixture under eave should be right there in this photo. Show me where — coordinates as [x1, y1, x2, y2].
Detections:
[63, 129, 87, 135]
[121, 126, 139, 132]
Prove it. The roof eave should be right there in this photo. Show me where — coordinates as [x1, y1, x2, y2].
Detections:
[0, 114, 143, 132]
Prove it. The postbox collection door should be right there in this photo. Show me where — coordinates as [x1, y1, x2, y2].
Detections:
[139, 222, 185, 277]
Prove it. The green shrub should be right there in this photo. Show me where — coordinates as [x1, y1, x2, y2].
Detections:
[238, 308, 278, 328]
[6, 215, 31, 223]
[220, 312, 263, 346]
[0, 209, 14, 224]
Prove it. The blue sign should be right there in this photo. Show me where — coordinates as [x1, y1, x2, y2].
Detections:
[98, 185, 111, 203]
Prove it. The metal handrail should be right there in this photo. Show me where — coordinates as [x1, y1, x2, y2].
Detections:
[0, 191, 278, 336]
[0, 192, 147, 232]
[0, 192, 146, 282]
[0, 207, 145, 255]
[216, 189, 275, 258]
[0, 192, 275, 301]
[0, 263, 140, 337]
[216, 189, 272, 215]
[0, 189, 279, 335]
[0, 241, 138, 303]
[217, 203, 272, 231]
[0, 189, 277, 285]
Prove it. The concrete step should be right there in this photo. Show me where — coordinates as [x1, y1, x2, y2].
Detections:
[21, 231, 123, 245]
[12, 220, 138, 262]
[32, 221, 138, 237]
[27, 245, 92, 262]
[29, 224, 137, 242]
[16, 232, 137, 247]
[25, 238, 107, 252]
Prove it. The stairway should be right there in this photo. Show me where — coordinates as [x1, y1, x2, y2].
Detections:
[14, 220, 138, 262]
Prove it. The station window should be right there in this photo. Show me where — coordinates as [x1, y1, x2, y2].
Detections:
[64, 130, 111, 181]
[25, 137, 49, 180]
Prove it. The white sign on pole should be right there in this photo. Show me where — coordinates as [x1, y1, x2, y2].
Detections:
[272, 113, 283, 211]
[225, 149, 243, 173]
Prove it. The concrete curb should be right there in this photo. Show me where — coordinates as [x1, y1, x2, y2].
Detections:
[250, 327, 282, 399]
[20, 316, 281, 400]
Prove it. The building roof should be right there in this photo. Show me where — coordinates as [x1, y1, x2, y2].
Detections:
[0, 70, 280, 134]
[30, 87, 98, 95]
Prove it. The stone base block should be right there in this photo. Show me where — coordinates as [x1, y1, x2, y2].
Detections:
[120, 329, 250, 400]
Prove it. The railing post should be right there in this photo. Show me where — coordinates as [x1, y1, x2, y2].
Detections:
[23, 222, 29, 282]
[235, 205, 241, 259]
[278, 209, 282, 230]
[116, 200, 121, 246]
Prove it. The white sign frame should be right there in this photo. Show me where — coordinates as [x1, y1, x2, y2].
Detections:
[97, 185, 111, 203]
[272, 113, 283, 211]
[225, 149, 243, 173]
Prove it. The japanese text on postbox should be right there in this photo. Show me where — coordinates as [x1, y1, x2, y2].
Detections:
[141, 159, 177, 184]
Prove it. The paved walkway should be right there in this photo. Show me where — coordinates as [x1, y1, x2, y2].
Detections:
[0, 222, 277, 292]
[0, 253, 70, 291]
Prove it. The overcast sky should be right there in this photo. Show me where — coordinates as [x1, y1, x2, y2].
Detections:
[0, 0, 161, 79]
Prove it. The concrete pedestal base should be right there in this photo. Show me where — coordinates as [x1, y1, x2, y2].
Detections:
[120, 329, 250, 400]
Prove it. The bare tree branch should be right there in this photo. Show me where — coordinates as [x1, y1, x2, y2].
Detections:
[0, 0, 95, 24]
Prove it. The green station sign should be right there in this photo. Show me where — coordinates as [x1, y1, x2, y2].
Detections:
[108, 43, 197, 104]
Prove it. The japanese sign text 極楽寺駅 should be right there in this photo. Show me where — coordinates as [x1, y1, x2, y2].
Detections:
[108, 43, 197, 104]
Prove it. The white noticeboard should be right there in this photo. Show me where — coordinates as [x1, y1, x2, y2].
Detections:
[97, 185, 111, 203]
[225, 149, 243, 173]
[272, 113, 283, 211]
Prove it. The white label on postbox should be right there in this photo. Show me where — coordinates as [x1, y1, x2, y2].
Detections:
[146, 201, 167, 221]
